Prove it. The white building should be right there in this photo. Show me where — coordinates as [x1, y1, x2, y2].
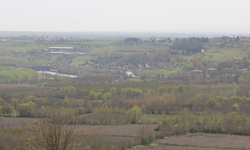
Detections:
[49, 47, 74, 50]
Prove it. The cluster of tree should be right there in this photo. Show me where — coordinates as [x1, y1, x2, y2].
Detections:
[155, 110, 250, 136]
[221, 36, 241, 43]
[157, 84, 186, 94]
[172, 37, 209, 54]
[1, 83, 250, 123]
[121, 87, 142, 97]
[163, 58, 250, 84]
[124, 37, 140, 42]
[0, 109, 140, 150]
[58, 86, 76, 98]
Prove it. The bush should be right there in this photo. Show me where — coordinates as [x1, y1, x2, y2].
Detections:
[121, 87, 142, 97]
[140, 105, 146, 114]
[104, 92, 112, 100]
[62, 99, 69, 107]
[207, 98, 217, 108]
[59, 86, 76, 98]
[110, 87, 117, 95]
[127, 106, 143, 124]
[19, 101, 36, 117]
[139, 126, 155, 145]
[1, 105, 13, 116]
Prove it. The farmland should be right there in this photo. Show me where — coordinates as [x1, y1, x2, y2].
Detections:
[70, 56, 92, 66]
[2, 116, 249, 150]
[1, 34, 250, 150]
[135, 133, 249, 150]
[0, 67, 37, 83]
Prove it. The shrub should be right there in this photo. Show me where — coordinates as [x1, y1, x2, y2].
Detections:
[207, 98, 217, 108]
[19, 101, 36, 117]
[104, 92, 112, 100]
[121, 87, 142, 97]
[59, 86, 76, 98]
[110, 87, 117, 95]
[140, 105, 146, 114]
[127, 106, 143, 124]
[62, 99, 69, 107]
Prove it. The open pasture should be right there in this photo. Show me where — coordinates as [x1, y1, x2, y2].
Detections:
[69, 56, 92, 66]
[183, 42, 250, 62]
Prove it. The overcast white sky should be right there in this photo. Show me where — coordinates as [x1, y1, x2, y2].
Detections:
[1, 0, 250, 33]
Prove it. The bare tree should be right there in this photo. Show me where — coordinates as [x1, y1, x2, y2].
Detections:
[23, 110, 84, 150]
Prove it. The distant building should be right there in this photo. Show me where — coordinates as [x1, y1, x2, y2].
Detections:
[193, 70, 202, 73]
[208, 68, 217, 73]
[49, 47, 74, 50]
[50, 69, 58, 72]
[208, 68, 217, 71]
[49, 52, 64, 54]
[126, 71, 139, 78]
[48, 51, 84, 55]
[145, 63, 153, 69]
[241, 68, 248, 71]
[126, 71, 135, 77]
[234, 58, 244, 60]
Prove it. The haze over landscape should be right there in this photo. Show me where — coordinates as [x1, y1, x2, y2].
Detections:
[1, 0, 250, 34]
[1, 0, 250, 150]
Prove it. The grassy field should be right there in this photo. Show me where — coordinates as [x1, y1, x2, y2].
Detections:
[183, 42, 250, 62]
[69, 56, 92, 66]
[90, 43, 171, 54]
[0, 66, 15, 71]
[0, 41, 46, 53]
[137, 68, 181, 77]
[0, 67, 38, 83]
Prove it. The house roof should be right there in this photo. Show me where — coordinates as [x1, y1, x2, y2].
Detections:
[49, 47, 74, 49]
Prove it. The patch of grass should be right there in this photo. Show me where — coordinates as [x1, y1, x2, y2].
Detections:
[127, 78, 142, 82]
[137, 69, 179, 77]
[0, 66, 15, 71]
[69, 56, 92, 66]
[183, 42, 250, 62]
[0, 41, 46, 53]
[0, 68, 38, 83]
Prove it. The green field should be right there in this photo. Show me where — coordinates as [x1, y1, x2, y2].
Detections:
[0, 67, 38, 83]
[0, 41, 46, 53]
[69, 56, 92, 66]
[183, 42, 250, 62]
[90, 43, 171, 54]
[137, 68, 181, 77]
[0, 66, 15, 71]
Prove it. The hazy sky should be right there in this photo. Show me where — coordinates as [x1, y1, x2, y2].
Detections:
[1, 0, 250, 33]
